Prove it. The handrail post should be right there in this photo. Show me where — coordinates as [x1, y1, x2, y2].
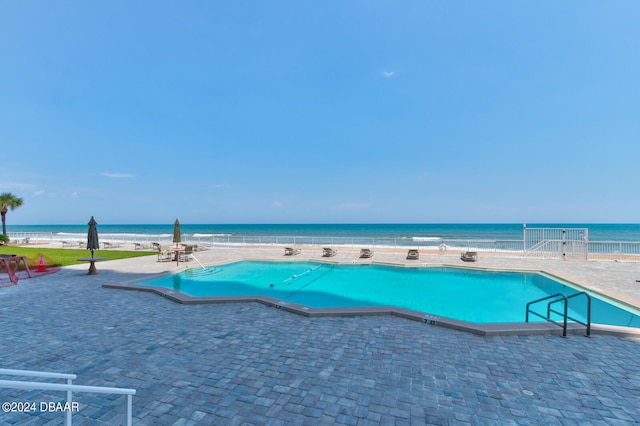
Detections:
[585, 293, 592, 337]
[66, 377, 73, 426]
[127, 394, 133, 426]
[562, 298, 568, 337]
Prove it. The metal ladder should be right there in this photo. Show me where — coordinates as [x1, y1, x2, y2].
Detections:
[526, 292, 592, 337]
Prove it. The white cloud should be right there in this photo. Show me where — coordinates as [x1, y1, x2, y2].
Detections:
[102, 172, 137, 178]
[33, 189, 45, 196]
[71, 192, 78, 197]
[272, 201, 284, 209]
[383, 71, 395, 77]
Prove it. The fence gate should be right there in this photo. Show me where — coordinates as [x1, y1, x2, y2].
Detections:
[523, 226, 588, 260]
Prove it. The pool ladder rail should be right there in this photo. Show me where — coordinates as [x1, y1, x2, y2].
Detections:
[526, 291, 592, 338]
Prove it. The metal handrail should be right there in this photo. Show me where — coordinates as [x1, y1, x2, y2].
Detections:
[548, 291, 591, 337]
[0, 368, 76, 425]
[0, 368, 76, 380]
[0, 369, 135, 426]
[526, 292, 592, 337]
[526, 293, 569, 336]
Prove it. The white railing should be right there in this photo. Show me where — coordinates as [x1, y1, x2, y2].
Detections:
[524, 227, 589, 260]
[5, 232, 54, 243]
[524, 240, 564, 259]
[588, 241, 640, 261]
[437, 239, 524, 254]
[192, 235, 526, 251]
[8, 231, 640, 262]
[0, 368, 135, 426]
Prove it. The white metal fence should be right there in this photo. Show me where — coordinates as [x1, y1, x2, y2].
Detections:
[524, 227, 589, 260]
[588, 241, 640, 261]
[7, 230, 640, 262]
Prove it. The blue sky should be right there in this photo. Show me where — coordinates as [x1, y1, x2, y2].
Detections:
[1, 1, 639, 225]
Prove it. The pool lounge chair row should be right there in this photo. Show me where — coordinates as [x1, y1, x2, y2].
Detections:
[282, 247, 480, 262]
[284, 247, 375, 259]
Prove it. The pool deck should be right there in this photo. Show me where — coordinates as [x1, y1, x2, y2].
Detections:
[1, 246, 640, 424]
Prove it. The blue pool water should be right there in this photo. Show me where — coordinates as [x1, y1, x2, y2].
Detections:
[139, 261, 640, 327]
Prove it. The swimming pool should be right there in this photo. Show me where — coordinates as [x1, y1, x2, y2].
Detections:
[132, 261, 640, 328]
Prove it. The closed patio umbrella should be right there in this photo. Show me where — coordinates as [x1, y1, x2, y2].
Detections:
[87, 216, 99, 258]
[173, 218, 181, 244]
[173, 218, 182, 265]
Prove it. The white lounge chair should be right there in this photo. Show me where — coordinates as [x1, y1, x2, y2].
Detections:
[284, 247, 301, 256]
[322, 247, 337, 257]
[461, 251, 478, 262]
[360, 248, 374, 258]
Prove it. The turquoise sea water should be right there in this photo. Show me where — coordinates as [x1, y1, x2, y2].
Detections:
[138, 261, 640, 327]
[8, 223, 640, 242]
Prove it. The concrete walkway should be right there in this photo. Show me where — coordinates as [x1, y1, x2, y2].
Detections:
[1, 248, 639, 424]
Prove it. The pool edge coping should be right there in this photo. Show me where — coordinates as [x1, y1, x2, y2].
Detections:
[102, 259, 640, 338]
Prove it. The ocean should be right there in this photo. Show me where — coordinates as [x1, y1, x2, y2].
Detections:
[7, 223, 640, 243]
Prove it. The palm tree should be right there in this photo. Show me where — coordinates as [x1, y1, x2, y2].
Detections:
[0, 192, 24, 236]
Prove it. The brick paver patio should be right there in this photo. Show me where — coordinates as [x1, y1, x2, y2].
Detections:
[1, 251, 639, 425]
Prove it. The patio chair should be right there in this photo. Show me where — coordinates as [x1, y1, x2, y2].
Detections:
[407, 249, 419, 260]
[359, 248, 374, 258]
[284, 247, 301, 256]
[322, 247, 337, 257]
[157, 245, 173, 262]
[179, 245, 195, 262]
[460, 251, 478, 262]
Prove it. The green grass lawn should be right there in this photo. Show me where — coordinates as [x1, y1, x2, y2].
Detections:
[0, 246, 155, 266]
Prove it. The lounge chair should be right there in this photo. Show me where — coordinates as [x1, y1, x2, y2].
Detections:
[322, 247, 337, 257]
[284, 247, 301, 256]
[407, 249, 419, 260]
[359, 248, 374, 258]
[134, 242, 151, 250]
[461, 251, 478, 262]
